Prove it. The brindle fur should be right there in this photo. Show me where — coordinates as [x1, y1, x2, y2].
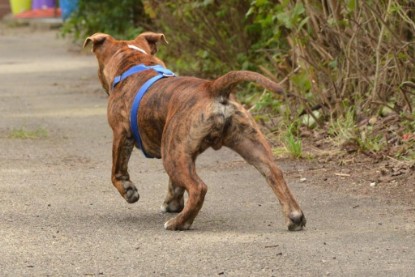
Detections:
[84, 32, 306, 231]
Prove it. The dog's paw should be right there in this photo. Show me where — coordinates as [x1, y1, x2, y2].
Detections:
[164, 218, 192, 231]
[287, 211, 306, 231]
[160, 201, 184, 213]
[123, 181, 140, 203]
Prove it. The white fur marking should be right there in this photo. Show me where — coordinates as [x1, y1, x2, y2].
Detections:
[291, 211, 302, 218]
[128, 45, 147, 54]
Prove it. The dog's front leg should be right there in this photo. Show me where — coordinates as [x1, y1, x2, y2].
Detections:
[111, 130, 139, 203]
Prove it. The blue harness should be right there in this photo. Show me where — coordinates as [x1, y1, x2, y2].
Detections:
[112, 64, 176, 158]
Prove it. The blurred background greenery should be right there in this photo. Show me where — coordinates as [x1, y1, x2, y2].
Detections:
[62, 0, 415, 159]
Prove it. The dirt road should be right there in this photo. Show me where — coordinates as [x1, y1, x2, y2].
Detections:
[1, 26, 414, 276]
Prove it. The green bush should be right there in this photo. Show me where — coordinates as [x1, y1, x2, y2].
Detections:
[61, 0, 151, 40]
[147, 0, 254, 77]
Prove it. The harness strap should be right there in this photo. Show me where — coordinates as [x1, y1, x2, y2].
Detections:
[112, 64, 174, 88]
[112, 64, 175, 158]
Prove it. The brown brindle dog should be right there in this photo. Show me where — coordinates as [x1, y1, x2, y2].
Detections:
[84, 32, 306, 231]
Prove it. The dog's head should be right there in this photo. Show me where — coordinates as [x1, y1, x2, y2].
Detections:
[84, 32, 168, 94]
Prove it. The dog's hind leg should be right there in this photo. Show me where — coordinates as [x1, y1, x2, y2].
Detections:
[224, 112, 306, 231]
[111, 131, 140, 203]
[161, 178, 185, 213]
[162, 148, 207, 230]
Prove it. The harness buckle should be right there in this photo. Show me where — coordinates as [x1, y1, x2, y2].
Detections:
[162, 72, 175, 77]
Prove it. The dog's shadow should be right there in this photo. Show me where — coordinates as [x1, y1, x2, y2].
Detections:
[105, 209, 168, 231]
[111, 208, 285, 233]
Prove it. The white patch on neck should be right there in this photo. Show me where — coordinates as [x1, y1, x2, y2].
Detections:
[128, 44, 147, 54]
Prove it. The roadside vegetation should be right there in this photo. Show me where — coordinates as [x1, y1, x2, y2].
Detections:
[9, 127, 48, 139]
[62, 0, 415, 160]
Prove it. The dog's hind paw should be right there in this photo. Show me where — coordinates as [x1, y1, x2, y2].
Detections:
[164, 218, 192, 231]
[123, 181, 140, 203]
[160, 201, 184, 213]
[287, 211, 306, 231]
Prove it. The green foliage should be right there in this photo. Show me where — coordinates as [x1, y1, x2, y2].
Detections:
[148, 0, 253, 76]
[61, 0, 151, 40]
[328, 109, 388, 155]
[253, 91, 281, 113]
[9, 127, 48, 139]
[328, 108, 357, 143]
[246, 0, 307, 50]
[282, 123, 303, 159]
[357, 132, 385, 154]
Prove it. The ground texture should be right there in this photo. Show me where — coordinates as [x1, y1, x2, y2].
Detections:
[0, 25, 414, 276]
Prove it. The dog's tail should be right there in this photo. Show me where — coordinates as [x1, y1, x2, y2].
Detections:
[209, 70, 284, 98]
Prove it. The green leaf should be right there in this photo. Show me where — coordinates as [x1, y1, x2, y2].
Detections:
[347, 0, 356, 11]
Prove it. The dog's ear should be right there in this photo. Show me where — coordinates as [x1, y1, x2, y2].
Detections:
[83, 33, 111, 51]
[136, 32, 168, 55]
